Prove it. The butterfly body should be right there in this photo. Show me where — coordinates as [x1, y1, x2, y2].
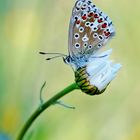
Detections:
[64, 55, 88, 69]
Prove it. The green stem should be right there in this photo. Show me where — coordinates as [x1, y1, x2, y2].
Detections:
[17, 82, 78, 140]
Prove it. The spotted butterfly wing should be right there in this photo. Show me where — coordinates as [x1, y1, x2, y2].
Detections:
[68, 0, 115, 57]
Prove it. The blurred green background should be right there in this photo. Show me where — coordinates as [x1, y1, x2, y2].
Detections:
[0, 0, 140, 139]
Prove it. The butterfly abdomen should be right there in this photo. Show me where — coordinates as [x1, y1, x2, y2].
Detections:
[75, 66, 101, 95]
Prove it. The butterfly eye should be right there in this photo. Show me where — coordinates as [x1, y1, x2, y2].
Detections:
[64, 56, 71, 64]
[85, 22, 90, 27]
[74, 33, 80, 39]
[79, 27, 84, 32]
[93, 33, 98, 38]
[75, 43, 80, 48]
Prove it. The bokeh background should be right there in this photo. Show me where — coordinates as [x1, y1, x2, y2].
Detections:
[0, 0, 140, 139]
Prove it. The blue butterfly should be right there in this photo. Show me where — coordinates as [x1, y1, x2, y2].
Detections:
[40, 0, 121, 95]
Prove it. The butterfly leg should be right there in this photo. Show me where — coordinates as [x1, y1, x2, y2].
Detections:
[39, 81, 46, 108]
[54, 100, 75, 109]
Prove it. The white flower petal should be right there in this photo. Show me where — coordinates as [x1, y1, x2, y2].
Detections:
[86, 49, 122, 91]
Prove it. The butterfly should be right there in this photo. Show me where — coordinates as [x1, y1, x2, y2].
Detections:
[40, 0, 121, 96]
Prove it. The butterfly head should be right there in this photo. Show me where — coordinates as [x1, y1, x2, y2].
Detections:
[63, 56, 72, 65]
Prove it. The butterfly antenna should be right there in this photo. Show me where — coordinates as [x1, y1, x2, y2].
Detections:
[39, 52, 67, 56]
[46, 55, 65, 60]
[39, 51, 67, 61]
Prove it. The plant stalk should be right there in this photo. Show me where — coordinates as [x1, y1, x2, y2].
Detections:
[17, 82, 78, 140]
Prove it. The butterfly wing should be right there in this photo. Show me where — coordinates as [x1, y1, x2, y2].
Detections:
[68, 0, 115, 57]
